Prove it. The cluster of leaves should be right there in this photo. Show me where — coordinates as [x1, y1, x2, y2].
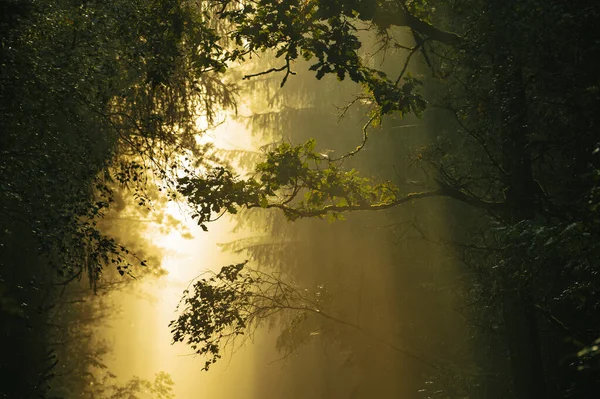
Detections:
[85, 371, 175, 399]
[257, 139, 400, 218]
[170, 262, 326, 371]
[170, 258, 444, 375]
[212, 0, 434, 115]
[177, 167, 263, 231]
[0, 0, 241, 289]
[171, 262, 255, 370]
[179, 138, 404, 227]
[577, 338, 600, 373]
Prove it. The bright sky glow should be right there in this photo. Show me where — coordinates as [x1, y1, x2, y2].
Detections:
[99, 110, 265, 398]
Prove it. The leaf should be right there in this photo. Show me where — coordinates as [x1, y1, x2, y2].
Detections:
[259, 196, 269, 208]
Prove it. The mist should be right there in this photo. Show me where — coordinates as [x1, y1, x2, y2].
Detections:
[79, 44, 472, 399]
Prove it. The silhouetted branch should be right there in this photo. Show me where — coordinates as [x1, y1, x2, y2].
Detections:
[268, 182, 506, 219]
[243, 55, 296, 87]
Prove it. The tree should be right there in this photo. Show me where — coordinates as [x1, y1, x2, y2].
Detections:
[0, 0, 236, 286]
[1, 0, 233, 395]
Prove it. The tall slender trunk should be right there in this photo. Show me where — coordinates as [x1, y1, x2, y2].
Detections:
[495, 45, 547, 399]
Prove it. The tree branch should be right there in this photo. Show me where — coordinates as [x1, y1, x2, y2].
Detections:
[381, 5, 462, 46]
[403, 13, 461, 46]
[264, 180, 506, 219]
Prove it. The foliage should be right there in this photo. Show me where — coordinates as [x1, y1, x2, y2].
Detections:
[0, 0, 453, 283]
[85, 372, 175, 399]
[44, 273, 175, 398]
[170, 261, 444, 374]
[0, 0, 238, 289]
[205, 0, 450, 115]
[419, 0, 600, 397]
[577, 338, 600, 372]
[179, 135, 435, 229]
[170, 262, 333, 370]
[1, 0, 231, 395]
[173, 0, 600, 396]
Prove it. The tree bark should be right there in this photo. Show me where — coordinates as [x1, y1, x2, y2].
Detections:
[493, 15, 547, 398]
[376, 6, 462, 46]
[404, 13, 461, 46]
[501, 289, 546, 399]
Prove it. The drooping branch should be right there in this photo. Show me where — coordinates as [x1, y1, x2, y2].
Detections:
[394, 37, 428, 86]
[170, 262, 445, 372]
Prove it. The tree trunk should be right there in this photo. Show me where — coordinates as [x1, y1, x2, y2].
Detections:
[404, 13, 461, 46]
[377, 6, 461, 46]
[495, 42, 547, 399]
[502, 288, 546, 399]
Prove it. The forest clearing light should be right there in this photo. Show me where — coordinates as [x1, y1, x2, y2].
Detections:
[151, 108, 261, 282]
[149, 201, 198, 281]
[140, 176, 259, 396]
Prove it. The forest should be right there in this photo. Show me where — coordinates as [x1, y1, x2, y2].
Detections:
[1, 0, 599, 398]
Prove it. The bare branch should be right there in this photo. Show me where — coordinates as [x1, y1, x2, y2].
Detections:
[243, 55, 296, 87]
[330, 115, 377, 162]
